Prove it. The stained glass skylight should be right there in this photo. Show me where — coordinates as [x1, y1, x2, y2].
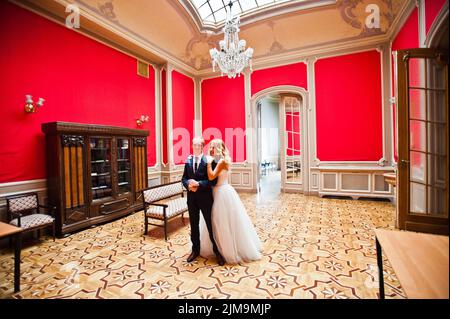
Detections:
[190, 0, 294, 24]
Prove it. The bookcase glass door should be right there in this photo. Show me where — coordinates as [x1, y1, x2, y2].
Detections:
[90, 137, 112, 200]
[117, 138, 131, 193]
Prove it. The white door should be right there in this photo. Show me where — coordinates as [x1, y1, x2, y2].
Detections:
[279, 95, 304, 192]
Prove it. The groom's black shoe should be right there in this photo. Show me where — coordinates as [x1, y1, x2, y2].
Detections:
[187, 251, 199, 263]
[216, 255, 225, 266]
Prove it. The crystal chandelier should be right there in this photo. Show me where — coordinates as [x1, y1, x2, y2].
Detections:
[209, 1, 253, 78]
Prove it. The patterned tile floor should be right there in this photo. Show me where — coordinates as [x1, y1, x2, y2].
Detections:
[0, 187, 405, 299]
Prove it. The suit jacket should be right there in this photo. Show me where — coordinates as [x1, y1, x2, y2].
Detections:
[181, 155, 217, 198]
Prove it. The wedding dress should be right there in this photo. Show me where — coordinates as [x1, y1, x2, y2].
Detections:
[199, 169, 262, 264]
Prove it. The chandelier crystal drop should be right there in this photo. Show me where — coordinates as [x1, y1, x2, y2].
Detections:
[209, 1, 253, 79]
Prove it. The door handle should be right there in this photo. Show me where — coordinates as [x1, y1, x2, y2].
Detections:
[398, 159, 410, 168]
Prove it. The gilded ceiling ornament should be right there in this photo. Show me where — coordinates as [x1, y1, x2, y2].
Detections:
[97, 0, 118, 22]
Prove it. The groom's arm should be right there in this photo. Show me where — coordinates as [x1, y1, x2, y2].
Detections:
[181, 159, 191, 191]
[197, 177, 217, 189]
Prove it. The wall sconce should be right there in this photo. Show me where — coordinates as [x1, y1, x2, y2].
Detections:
[25, 95, 45, 113]
[136, 115, 149, 127]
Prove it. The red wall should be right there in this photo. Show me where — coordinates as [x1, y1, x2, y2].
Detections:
[251, 62, 308, 96]
[425, 0, 446, 34]
[315, 50, 383, 161]
[392, 8, 419, 51]
[171, 70, 194, 164]
[391, 8, 420, 160]
[201, 76, 246, 162]
[0, 2, 156, 183]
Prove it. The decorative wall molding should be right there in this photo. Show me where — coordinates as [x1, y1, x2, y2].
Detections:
[200, 36, 384, 77]
[314, 161, 392, 167]
[0, 179, 47, 203]
[311, 166, 395, 200]
[379, 43, 394, 168]
[0, 179, 48, 222]
[306, 57, 318, 194]
[418, 0, 427, 47]
[160, 66, 168, 167]
[250, 85, 310, 194]
[154, 65, 162, 168]
[160, 168, 184, 184]
[194, 77, 203, 136]
[166, 63, 176, 170]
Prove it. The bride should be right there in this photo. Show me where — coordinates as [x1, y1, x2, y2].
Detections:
[199, 138, 262, 264]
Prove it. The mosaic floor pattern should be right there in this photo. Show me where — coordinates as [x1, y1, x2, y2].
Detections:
[0, 192, 405, 299]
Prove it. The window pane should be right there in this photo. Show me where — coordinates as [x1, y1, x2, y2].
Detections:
[257, 0, 274, 6]
[209, 0, 223, 11]
[409, 89, 426, 120]
[293, 132, 300, 153]
[427, 58, 446, 90]
[117, 138, 131, 193]
[410, 182, 426, 214]
[428, 154, 447, 187]
[409, 58, 425, 88]
[192, 0, 207, 7]
[410, 120, 426, 152]
[198, 3, 212, 19]
[428, 122, 446, 156]
[214, 8, 227, 22]
[293, 113, 300, 132]
[90, 138, 112, 200]
[428, 90, 446, 123]
[240, 0, 258, 11]
[410, 151, 426, 183]
[428, 187, 447, 217]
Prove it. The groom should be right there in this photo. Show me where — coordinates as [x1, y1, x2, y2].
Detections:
[182, 137, 225, 266]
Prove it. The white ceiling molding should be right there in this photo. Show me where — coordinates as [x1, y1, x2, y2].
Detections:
[197, 34, 390, 78]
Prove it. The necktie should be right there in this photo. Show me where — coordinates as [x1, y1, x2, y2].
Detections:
[194, 158, 198, 173]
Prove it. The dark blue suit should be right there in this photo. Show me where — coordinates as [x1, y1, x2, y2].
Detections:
[182, 155, 221, 257]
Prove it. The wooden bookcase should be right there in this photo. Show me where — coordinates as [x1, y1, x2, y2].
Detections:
[42, 122, 148, 236]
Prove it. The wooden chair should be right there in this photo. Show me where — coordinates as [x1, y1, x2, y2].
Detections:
[142, 181, 188, 241]
[6, 192, 56, 242]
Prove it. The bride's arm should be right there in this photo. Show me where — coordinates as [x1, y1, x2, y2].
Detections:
[207, 159, 227, 180]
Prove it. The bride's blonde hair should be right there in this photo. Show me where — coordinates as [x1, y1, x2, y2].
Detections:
[210, 139, 232, 165]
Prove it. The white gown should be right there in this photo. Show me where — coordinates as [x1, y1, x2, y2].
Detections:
[199, 169, 262, 264]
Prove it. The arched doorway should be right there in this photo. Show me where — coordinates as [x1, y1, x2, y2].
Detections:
[250, 86, 310, 194]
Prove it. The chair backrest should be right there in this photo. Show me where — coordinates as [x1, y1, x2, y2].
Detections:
[143, 181, 183, 203]
[6, 193, 39, 220]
